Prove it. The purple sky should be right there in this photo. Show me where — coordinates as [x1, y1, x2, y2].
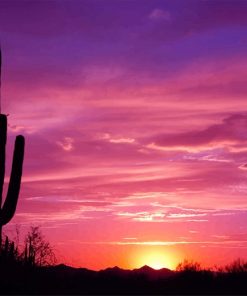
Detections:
[1, 0, 247, 270]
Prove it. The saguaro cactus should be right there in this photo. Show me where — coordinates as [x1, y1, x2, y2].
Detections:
[0, 115, 25, 249]
[0, 49, 25, 249]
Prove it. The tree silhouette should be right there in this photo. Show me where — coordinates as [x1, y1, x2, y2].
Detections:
[24, 226, 56, 267]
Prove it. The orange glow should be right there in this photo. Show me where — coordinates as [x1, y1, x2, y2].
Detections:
[132, 248, 178, 270]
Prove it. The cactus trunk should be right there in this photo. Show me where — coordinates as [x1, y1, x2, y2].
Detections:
[0, 114, 6, 249]
[0, 115, 25, 252]
[0, 49, 25, 254]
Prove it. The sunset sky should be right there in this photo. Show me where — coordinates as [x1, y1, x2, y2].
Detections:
[1, 0, 247, 270]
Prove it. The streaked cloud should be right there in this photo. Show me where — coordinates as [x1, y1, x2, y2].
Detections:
[149, 9, 171, 21]
[1, 0, 247, 270]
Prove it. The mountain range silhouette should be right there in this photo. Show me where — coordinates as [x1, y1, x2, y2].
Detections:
[2, 260, 247, 294]
[47, 263, 174, 280]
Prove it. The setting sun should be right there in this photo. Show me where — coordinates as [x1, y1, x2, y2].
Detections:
[133, 249, 177, 270]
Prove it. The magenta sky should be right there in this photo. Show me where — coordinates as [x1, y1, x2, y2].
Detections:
[1, 0, 247, 270]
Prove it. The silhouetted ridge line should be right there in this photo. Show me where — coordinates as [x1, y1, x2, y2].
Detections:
[134, 265, 155, 272]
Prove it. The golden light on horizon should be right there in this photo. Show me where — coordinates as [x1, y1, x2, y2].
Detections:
[132, 248, 178, 270]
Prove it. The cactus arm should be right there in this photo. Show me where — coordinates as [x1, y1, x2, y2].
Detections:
[0, 114, 7, 208]
[0, 135, 24, 225]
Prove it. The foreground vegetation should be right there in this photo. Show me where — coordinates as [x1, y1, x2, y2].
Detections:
[1, 233, 247, 295]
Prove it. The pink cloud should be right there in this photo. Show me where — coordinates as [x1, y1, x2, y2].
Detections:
[1, 7, 247, 269]
[149, 9, 171, 21]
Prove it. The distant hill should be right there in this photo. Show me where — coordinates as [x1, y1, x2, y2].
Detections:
[43, 263, 175, 282]
[47, 263, 174, 278]
[50, 263, 172, 273]
[132, 265, 174, 279]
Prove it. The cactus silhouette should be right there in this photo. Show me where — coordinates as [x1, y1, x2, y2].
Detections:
[0, 49, 25, 251]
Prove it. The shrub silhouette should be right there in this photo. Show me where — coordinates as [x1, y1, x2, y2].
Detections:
[1, 235, 19, 265]
[176, 259, 202, 272]
[225, 258, 247, 273]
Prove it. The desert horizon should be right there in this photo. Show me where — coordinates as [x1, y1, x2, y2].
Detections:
[1, 0, 247, 293]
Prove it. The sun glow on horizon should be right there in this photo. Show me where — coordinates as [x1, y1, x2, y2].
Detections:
[132, 248, 178, 270]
